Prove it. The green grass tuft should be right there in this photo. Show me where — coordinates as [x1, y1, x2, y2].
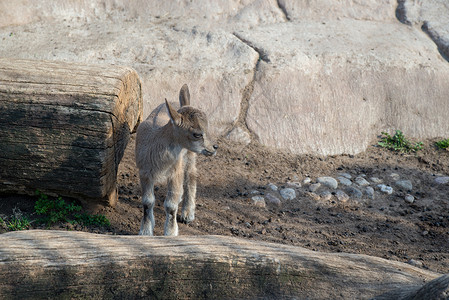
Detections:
[34, 190, 110, 228]
[6, 216, 31, 231]
[378, 130, 423, 153]
[435, 138, 449, 150]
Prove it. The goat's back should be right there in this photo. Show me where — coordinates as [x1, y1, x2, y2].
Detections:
[135, 101, 181, 173]
[146, 101, 180, 129]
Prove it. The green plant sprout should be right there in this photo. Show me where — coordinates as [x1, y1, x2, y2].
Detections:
[35, 190, 110, 227]
[6, 216, 31, 231]
[378, 130, 423, 153]
[435, 138, 449, 150]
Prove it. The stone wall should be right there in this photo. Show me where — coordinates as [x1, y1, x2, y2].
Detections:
[0, 0, 448, 155]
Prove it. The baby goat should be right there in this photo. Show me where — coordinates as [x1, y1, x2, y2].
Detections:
[135, 84, 217, 236]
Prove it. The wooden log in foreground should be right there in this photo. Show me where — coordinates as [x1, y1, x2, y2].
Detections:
[0, 58, 142, 206]
[0, 230, 445, 300]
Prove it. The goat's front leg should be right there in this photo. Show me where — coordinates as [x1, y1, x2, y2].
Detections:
[181, 151, 197, 224]
[139, 174, 155, 236]
[164, 160, 184, 236]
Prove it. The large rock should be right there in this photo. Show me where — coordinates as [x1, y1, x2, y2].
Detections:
[278, 0, 398, 21]
[0, 0, 448, 155]
[0, 0, 286, 29]
[0, 19, 258, 137]
[239, 20, 449, 155]
[397, 0, 449, 59]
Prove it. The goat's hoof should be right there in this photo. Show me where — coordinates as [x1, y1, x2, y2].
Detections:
[139, 229, 154, 236]
[179, 215, 194, 224]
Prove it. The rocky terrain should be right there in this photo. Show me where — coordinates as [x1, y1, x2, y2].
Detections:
[0, 0, 448, 281]
[1, 135, 448, 275]
[0, 0, 449, 155]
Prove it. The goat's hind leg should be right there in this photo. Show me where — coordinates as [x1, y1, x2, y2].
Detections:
[139, 174, 155, 236]
[164, 159, 184, 236]
[180, 151, 197, 224]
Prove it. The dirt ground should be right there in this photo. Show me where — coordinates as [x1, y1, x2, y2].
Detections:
[1, 135, 448, 274]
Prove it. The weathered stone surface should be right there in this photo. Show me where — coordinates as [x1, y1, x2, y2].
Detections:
[241, 20, 449, 155]
[279, 0, 398, 22]
[0, 0, 286, 30]
[0, 230, 441, 299]
[397, 0, 449, 59]
[0, 19, 258, 138]
[0, 0, 448, 155]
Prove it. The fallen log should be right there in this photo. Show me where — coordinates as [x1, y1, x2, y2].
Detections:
[0, 58, 142, 206]
[0, 230, 443, 299]
[372, 274, 449, 300]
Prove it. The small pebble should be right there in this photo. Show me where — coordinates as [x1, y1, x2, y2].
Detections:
[286, 181, 302, 189]
[335, 190, 349, 202]
[404, 194, 414, 203]
[377, 184, 393, 195]
[303, 177, 311, 184]
[251, 196, 266, 208]
[370, 177, 383, 184]
[317, 177, 338, 189]
[250, 190, 260, 195]
[280, 188, 296, 200]
[337, 177, 352, 186]
[319, 191, 333, 201]
[309, 183, 321, 192]
[435, 176, 449, 184]
[338, 173, 352, 179]
[290, 175, 299, 181]
[395, 180, 413, 191]
[422, 230, 429, 236]
[408, 259, 423, 268]
[265, 193, 281, 206]
[345, 186, 363, 199]
[364, 186, 375, 200]
[267, 183, 278, 191]
[308, 192, 321, 201]
[355, 176, 370, 186]
[390, 173, 400, 181]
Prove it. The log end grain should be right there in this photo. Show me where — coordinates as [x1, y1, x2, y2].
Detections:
[0, 58, 142, 206]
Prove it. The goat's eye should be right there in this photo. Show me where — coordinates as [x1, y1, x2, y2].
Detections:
[192, 133, 203, 139]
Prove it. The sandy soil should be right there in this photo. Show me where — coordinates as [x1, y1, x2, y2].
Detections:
[1, 135, 448, 274]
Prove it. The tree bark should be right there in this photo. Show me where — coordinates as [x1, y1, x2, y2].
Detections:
[0, 58, 142, 205]
[0, 230, 443, 299]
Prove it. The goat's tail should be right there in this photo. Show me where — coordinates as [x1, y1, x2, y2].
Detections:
[179, 84, 190, 107]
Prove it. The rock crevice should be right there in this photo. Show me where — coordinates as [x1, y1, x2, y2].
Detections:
[0, 1, 448, 155]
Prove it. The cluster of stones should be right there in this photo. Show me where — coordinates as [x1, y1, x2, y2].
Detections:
[250, 174, 449, 208]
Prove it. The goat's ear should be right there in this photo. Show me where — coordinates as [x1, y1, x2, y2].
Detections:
[179, 84, 190, 107]
[165, 99, 181, 126]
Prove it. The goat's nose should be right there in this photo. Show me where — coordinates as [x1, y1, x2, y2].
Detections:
[213, 145, 218, 150]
